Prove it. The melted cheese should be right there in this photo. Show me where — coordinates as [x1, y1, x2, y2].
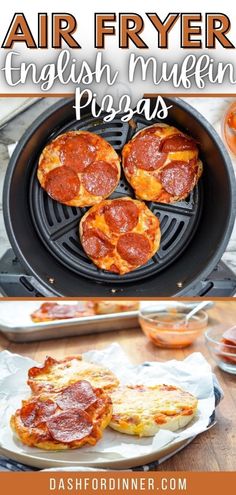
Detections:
[38, 130, 121, 207]
[11, 383, 112, 450]
[79, 197, 161, 275]
[110, 385, 198, 437]
[28, 357, 119, 393]
[122, 124, 202, 203]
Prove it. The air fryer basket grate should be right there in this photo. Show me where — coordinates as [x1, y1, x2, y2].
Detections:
[29, 113, 203, 284]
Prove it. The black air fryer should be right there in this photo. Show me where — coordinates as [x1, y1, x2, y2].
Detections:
[0, 97, 235, 296]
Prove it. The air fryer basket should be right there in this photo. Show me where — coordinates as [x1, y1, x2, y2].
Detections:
[3, 97, 236, 296]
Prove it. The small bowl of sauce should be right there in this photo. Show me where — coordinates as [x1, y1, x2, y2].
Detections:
[139, 304, 208, 348]
[222, 101, 236, 156]
[205, 325, 236, 374]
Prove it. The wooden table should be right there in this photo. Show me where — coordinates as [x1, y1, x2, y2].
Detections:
[0, 301, 235, 471]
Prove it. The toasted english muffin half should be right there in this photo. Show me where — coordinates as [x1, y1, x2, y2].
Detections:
[38, 130, 120, 207]
[28, 355, 119, 394]
[109, 384, 197, 436]
[95, 301, 140, 314]
[11, 380, 112, 450]
[122, 123, 202, 203]
[79, 197, 160, 275]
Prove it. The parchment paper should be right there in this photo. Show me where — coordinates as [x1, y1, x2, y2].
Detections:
[0, 345, 217, 459]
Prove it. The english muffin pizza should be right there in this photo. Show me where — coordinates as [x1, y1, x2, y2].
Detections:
[28, 355, 119, 394]
[95, 301, 140, 314]
[110, 384, 198, 436]
[37, 130, 120, 207]
[11, 380, 112, 450]
[79, 197, 161, 274]
[122, 124, 203, 203]
[31, 302, 95, 322]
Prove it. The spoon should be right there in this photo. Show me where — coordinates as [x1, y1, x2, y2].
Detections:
[185, 300, 211, 322]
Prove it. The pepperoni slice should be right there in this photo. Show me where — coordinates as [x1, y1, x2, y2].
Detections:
[42, 303, 94, 319]
[117, 233, 151, 266]
[39, 303, 58, 314]
[222, 327, 236, 345]
[128, 134, 167, 171]
[56, 381, 98, 411]
[34, 401, 57, 425]
[81, 161, 118, 196]
[20, 402, 37, 427]
[45, 166, 80, 202]
[46, 409, 93, 443]
[219, 340, 236, 364]
[160, 134, 197, 153]
[125, 153, 135, 174]
[104, 200, 139, 233]
[82, 228, 114, 259]
[59, 134, 97, 173]
[20, 400, 57, 427]
[160, 161, 195, 197]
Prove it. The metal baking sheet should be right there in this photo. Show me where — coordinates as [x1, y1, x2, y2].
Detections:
[0, 301, 139, 343]
[0, 301, 213, 343]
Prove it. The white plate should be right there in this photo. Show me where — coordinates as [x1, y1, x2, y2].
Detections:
[0, 436, 195, 470]
[0, 346, 216, 470]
